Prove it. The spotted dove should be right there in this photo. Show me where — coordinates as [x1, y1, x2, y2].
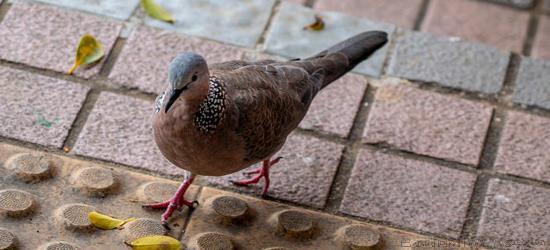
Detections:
[146, 31, 388, 224]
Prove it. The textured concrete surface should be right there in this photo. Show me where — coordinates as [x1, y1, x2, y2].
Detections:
[495, 111, 550, 183]
[363, 84, 493, 166]
[263, 2, 395, 77]
[72, 92, 182, 176]
[0, 66, 89, 148]
[206, 133, 344, 208]
[109, 25, 244, 94]
[314, 0, 423, 29]
[340, 150, 476, 238]
[423, 0, 530, 53]
[143, 0, 275, 47]
[532, 15, 550, 60]
[388, 30, 510, 94]
[299, 74, 367, 138]
[34, 0, 140, 20]
[482, 0, 535, 8]
[513, 57, 550, 110]
[0, 1, 122, 78]
[477, 179, 550, 248]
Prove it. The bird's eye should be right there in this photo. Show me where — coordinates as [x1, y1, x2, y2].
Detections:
[192, 75, 198, 81]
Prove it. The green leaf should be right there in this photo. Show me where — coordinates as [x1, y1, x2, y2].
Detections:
[125, 235, 181, 250]
[67, 34, 104, 75]
[141, 0, 175, 23]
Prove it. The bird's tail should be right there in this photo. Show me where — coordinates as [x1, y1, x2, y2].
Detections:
[306, 31, 388, 88]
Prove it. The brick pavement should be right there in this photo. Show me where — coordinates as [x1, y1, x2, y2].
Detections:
[0, 0, 549, 248]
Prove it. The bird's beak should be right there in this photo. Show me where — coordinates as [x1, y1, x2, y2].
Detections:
[164, 88, 184, 113]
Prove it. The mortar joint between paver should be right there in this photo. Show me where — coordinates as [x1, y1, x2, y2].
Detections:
[413, 0, 432, 31]
[98, 37, 127, 78]
[62, 89, 102, 151]
[522, 7, 542, 56]
[0, 0, 11, 23]
[458, 173, 492, 243]
[254, 0, 281, 51]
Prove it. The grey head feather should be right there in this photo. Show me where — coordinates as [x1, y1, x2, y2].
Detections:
[168, 52, 208, 90]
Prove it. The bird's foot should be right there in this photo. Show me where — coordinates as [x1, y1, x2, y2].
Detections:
[231, 157, 281, 196]
[142, 174, 197, 226]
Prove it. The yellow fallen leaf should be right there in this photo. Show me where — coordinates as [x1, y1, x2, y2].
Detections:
[67, 34, 104, 75]
[303, 14, 325, 31]
[125, 235, 181, 250]
[141, 0, 175, 23]
[88, 211, 135, 230]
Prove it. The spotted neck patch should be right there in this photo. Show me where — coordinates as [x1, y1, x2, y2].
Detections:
[194, 76, 227, 133]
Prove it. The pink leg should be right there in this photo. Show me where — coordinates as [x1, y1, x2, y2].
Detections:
[231, 157, 281, 196]
[142, 174, 197, 225]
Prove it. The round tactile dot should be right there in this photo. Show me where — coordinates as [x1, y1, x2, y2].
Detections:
[7, 153, 53, 182]
[276, 210, 314, 239]
[190, 232, 234, 250]
[338, 225, 381, 250]
[136, 181, 178, 203]
[122, 218, 166, 242]
[73, 167, 117, 197]
[211, 195, 248, 219]
[55, 203, 96, 232]
[0, 189, 36, 218]
[38, 241, 79, 250]
[0, 228, 17, 250]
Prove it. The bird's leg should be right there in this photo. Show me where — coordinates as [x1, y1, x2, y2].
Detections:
[232, 157, 282, 196]
[142, 173, 198, 224]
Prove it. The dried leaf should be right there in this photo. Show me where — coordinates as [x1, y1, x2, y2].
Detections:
[67, 34, 104, 75]
[141, 0, 175, 23]
[303, 15, 325, 31]
[125, 235, 181, 250]
[88, 211, 135, 230]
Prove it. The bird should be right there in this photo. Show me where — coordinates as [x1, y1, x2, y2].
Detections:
[144, 31, 388, 225]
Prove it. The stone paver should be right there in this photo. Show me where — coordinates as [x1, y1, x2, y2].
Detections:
[513, 58, 550, 109]
[532, 15, 550, 60]
[109, 26, 244, 94]
[0, 1, 122, 78]
[477, 179, 550, 248]
[363, 84, 493, 166]
[263, 2, 395, 77]
[207, 133, 344, 208]
[482, 0, 535, 9]
[314, 0, 423, 29]
[545, 0, 550, 12]
[388, 31, 510, 94]
[143, 0, 275, 48]
[495, 111, 550, 183]
[422, 0, 530, 53]
[299, 74, 367, 138]
[72, 92, 182, 176]
[0, 66, 89, 148]
[340, 150, 476, 238]
[35, 0, 140, 20]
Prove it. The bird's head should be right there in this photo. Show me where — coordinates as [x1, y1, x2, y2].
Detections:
[164, 52, 210, 113]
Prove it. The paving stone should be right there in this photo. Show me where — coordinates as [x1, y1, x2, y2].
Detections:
[532, 15, 550, 60]
[481, 0, 535, 9]
[143, 0, 275, 48]
[34, 0, 140, 20]
[314, 0, 423, 29]
[0, 1, 122, 78]
[545, 0, 550, 12]
[0, 66, 89, 148]
[388, 30, 510, 94]
[299, 74, 367, 138]
[263, 2, 395, 77]
[363, 84, 493, 166]
[513, 57, 550, 109]
[477, 179, 550, 248]
[422, 0, 530, 53]
[72, 92, 182, 176]
[109, 25, 244, 94]
[340, 150, 476, 238]
[494, 111, 550, 183]
[206, 133, 344, 208]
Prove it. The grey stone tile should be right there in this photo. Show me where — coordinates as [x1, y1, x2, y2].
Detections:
[477, 179, 550, 248]
[513, 57, 550, 110]
[143, 0, 276, 48]
[340, 150, 476, 238]
[0, 66, 89, 148]
[388, 30, 510, 94]
[263, 2, 395, 77]
[34, 0, 140, 20]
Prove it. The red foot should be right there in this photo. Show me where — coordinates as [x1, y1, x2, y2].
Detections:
[142, 174, 197, 224]
[231, 157, 281, 196]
